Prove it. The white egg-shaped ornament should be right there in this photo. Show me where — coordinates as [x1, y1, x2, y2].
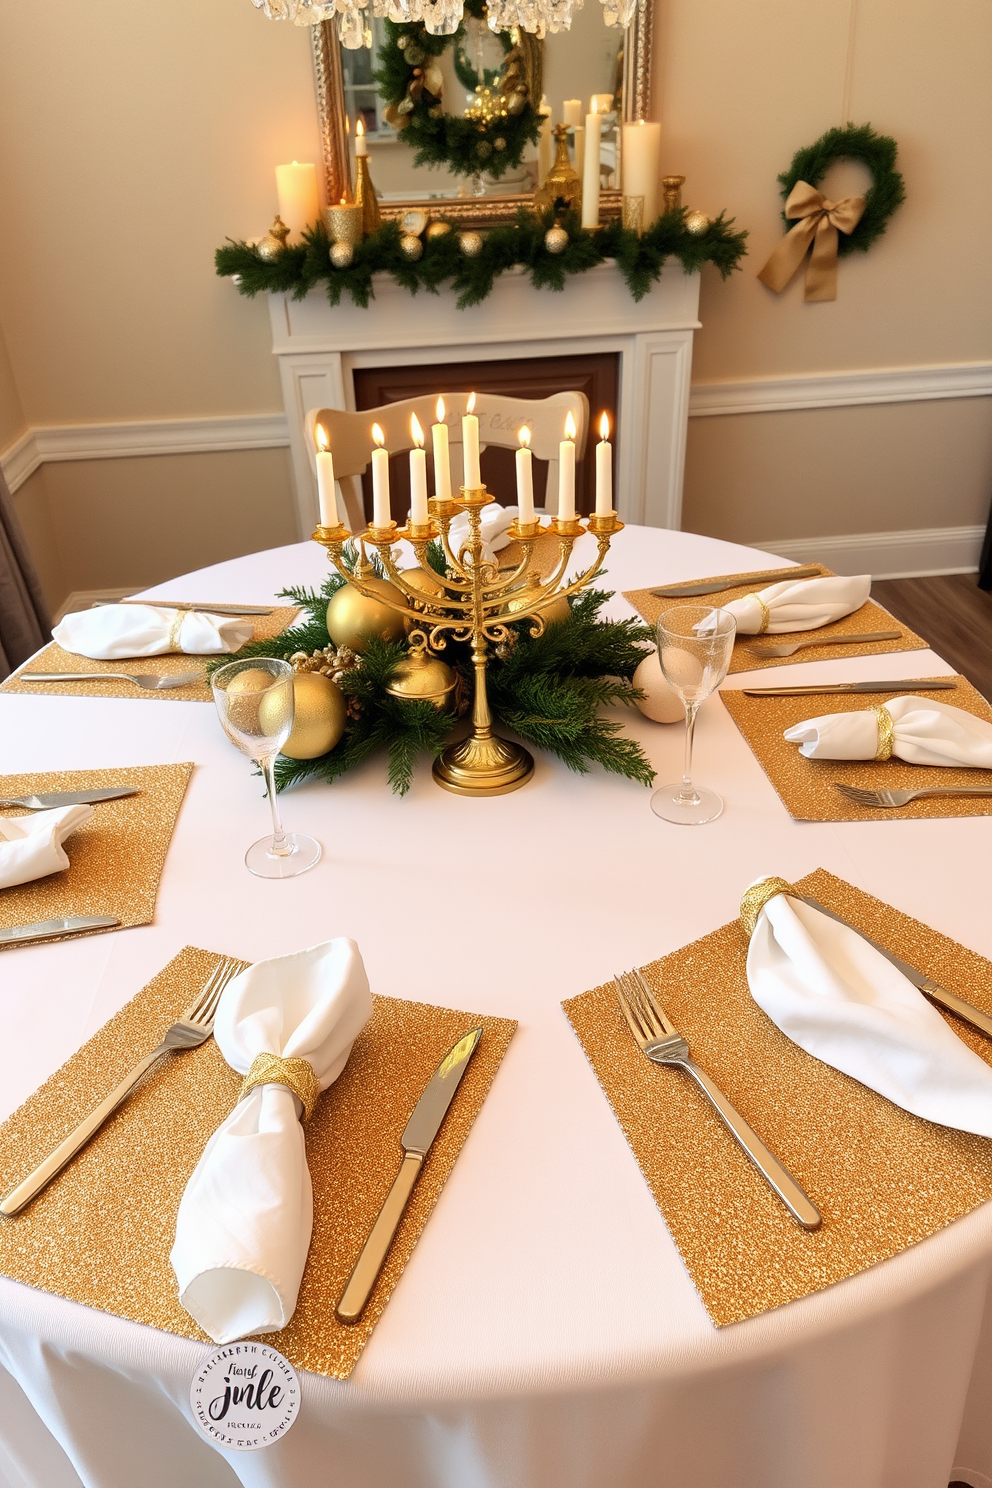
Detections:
[632, 649, 684, 723]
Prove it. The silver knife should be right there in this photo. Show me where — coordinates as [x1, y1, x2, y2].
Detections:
[92, 599, 274, 617]
[650, 564, 823, 598]
[0, 915, 121, 946]
[336, 1027, 483, 1323]
[0, 787, 139, 810]
[800, 896, 992, 1039]
[742, 679, 958, 697]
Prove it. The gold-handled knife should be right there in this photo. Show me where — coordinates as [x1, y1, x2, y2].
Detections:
[742, 679, 957, 697]
[650, 565, 823, 598]
[799, 896, 992, 1040]
[336, 1027, 482, 1324]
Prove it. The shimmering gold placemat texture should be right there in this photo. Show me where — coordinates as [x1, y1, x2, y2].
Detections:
[499, 527, 561, 579]
[623, 567, 927, 672]
[0, 946, 516, 1379]
[721, 674, 992, 820]
[0, 609, 300, 701]
[0, 763, 193, 944]
[563, 868, 992, 1328]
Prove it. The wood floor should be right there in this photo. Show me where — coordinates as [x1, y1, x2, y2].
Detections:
[871, 573, 992, 701]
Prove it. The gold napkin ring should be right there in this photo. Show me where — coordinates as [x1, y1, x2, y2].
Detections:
[755, 596, 771, 634]
[168, 611, 186, 653]
[874, 705, 894, 761]
[240, 1053, 321, 1123]
[740, 876, 795, 937]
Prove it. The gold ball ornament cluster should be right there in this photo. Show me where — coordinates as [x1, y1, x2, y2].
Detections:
[326, 578, 406, 651]
[329, 240, 355, 269]
[280, 670, 348, 759]
[544, 225, 568, 255]
[685, 210, 711, 236]
[459, 231, 483, 257]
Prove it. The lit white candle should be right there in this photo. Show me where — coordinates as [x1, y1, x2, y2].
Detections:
[516, 426, 534, 524]
[595, 411, 613, 518]
[558, 410, 576, 522]
[621, 120, 661, 224]
[432, 395, 451, 501]
[274, 161, 319, 242]
[462, 391, 481, 489]
[314, 424, 338, 527]
[581, 103, 601, 230]
[371, 422, 390, 528]
[409, 413, 428, 525]
[354, 117, 368, 157]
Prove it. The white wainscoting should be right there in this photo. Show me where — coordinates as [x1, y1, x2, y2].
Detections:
[760, 524, 986, 580]
[690, 361, 992, 417]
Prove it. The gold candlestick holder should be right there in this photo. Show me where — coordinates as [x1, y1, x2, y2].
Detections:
[313, 486, 623, 796]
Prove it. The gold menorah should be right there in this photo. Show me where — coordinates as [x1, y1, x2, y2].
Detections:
[312, 485, 622, 796]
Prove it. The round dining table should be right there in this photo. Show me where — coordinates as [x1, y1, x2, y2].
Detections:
[1, 524, 991, 1488]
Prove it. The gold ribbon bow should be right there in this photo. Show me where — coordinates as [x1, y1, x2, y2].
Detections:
[758, 181, 866, 302]
[240, 1052, 321, 1123]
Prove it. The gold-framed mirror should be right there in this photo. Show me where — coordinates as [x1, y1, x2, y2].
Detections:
[312, 0, 652, 227]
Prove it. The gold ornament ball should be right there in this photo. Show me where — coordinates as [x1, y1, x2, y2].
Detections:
[330, 240, 355, 269]
[257, 233, 283, 262]
[426, 221, 452, 240]
[459, 231, 483, 257]
[400, 233, 424, 261]
[632, 650, 684, 723]
[400, 566, 447, 631]
[280, 671, 347, 759]
[508, 581, 570, 626]
[224, 667, 283, 734]
[326, 578, 406, 652]
[385, 648, 457, 712]
[685, 210, 711, 236]
[544, 225, 568, 255]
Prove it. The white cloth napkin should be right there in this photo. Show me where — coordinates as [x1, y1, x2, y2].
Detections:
[0, 805, 93, 890]
[53, 605, 254, 660]
[447, 504, 519, 564]
[171, 939, 373, 1344]
[721, 573, 871, 634]
[784, 695, 992, 767]
[747, 882, 992, 1135]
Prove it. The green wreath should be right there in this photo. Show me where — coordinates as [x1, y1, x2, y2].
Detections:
[373, 0, 541, 180]
[775, 122, 905, 256]
[453, 25, 512, 94]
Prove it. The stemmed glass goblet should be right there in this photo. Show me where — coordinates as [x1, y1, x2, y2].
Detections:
[650, 605, 737, 825]
[212, 657, 322, 878]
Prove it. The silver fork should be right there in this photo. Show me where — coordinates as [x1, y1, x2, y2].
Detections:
[0, 955, 244, 1217]
[19, 671, 205, 691]
[835, 783, 992, 809]
[615, 968, 821, 1231]
[746, 629, 902, 659]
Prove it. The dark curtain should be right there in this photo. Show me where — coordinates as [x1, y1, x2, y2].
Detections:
[0, 464, 50, 678]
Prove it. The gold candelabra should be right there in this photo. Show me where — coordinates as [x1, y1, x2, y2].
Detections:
[312, 486, 623, 796]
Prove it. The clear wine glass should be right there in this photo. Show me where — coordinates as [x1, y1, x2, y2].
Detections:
[650, 605, 737, 825]
[212, 657, 322, 878]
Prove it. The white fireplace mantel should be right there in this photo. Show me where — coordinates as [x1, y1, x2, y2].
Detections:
[268, 261, 700, 538]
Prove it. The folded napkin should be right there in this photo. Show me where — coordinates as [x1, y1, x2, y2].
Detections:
[171, 939, 372, 1344]
[53, 605, 254, 660]
[720, 573, 871, 635]
[448, 504, 519, 563]
[743, 877, 992, 1136]
[0, 805, 93, 890]
[784, 695, 992, 767]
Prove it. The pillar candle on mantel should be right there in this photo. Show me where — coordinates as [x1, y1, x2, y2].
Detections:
[537, 98, 553, 183]
[462, 392, 481, 489]
[409, 413, 429, 525]
[516, 426, 534, 524]
[558, 411, 577, 522]
[621, 120, 661, 225]
[581, 103, 602, 229]
[371, 423, 391, 528]
[595, 412, 613, 518]
[354, 117, 368, 156]
[562, 98, 584, 182]
[275, 161, 319, 242]
[314, 425, 338, 528]
[432, 396, 452, 501]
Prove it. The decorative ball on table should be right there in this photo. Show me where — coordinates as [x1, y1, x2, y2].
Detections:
[384, 646, 457, 713]
[330, 240, 355, 269]
[459, 231, 484, 257]
[685, 210, 711, 235]
[326, 577, 406, 651]
[544, 225, 568, 254]
[280, 670, 347, 759]
[223, 667, 285, 734]
[632, 650, 684, 724]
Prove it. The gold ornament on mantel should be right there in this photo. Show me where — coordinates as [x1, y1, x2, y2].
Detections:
[257, 216, 290, 262]
[533, 124, 582, 215]
[459, 230, 484, 257]
[685, 209, 711, 235]
[662, 175, 686, 213]
[400, 233, 424, 261]
[544, 225, 568, 254]
[426, 220, 452, 240]
[325, 201, 363, 247]
[280, 670, 348, 760]
[326, 576, 406, 651]
[354, 134, 382, 238]
[330, 240, 355, 269]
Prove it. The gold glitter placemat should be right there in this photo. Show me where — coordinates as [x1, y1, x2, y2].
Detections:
[498, 527, 562, 579]
[0, 764, 193, 944]
[721, 674, 992, 821]
[563, 867, 992, 1328]
[623, 567, 928, 673]
[1, 609, 300, 702]
[0, 946, 516, 1379]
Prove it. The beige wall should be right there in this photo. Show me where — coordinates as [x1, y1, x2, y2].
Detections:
[0, 0, 990, 607]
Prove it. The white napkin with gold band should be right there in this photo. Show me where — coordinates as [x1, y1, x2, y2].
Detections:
[0, 805, 93, 890]
[784, 695, 992, 767]
[170, 939, 372, 1344]
[743, 877, 992, 1136]
[448, 504, 518, 564]
[53, 605, 253, 660]
[721, 573, 871, 635]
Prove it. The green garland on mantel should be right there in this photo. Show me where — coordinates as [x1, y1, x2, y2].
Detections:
[215, 209, 747, 312]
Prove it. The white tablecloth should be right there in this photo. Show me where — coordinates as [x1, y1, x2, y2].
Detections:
[2, 526, 991, 1488]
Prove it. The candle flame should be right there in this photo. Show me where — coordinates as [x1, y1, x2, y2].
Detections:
[410, 412, 425, 448]
[519, 425, 531, 449]
[599, 411, 610, 441]
[345, 115, 350, 135]
[564, 410, 577, 440]
[466, 391, 476, 415]
[315, 424, 329, 453]
[436, 395, 446, 422]
[355, 118, 364, 138]
[372, 422, 385, 448]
